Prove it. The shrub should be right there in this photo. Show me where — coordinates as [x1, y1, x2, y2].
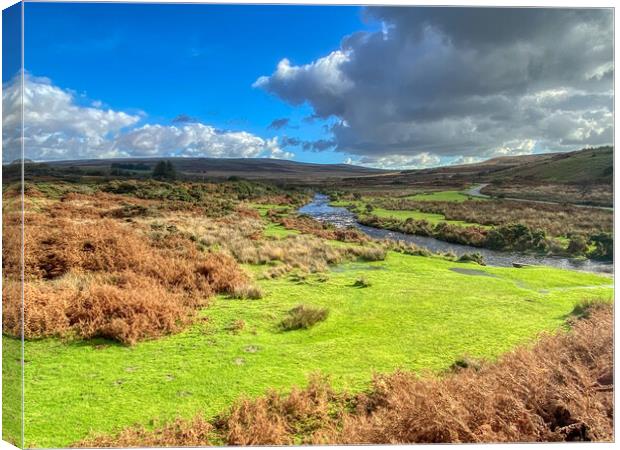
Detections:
[570, 298, 611, 319]
[67, 279, 191, 345]
[280, 305, 329, 331]
[3, 273, 194, 345]
[567, 235, 588, 255]
[9, 206, 253, 344]
[589, 232, 613, 260]
[449, 355, 483, 372]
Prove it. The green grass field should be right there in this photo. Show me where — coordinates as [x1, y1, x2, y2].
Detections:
[367, 207, 486, 227]
[20, 252, 612, 447]
[330, 189, 488, 228]
[497, 147, 613, 184]
[2, 336, 22, 447]
[404, 190, 484, 202]
[330, 199, 485, 228]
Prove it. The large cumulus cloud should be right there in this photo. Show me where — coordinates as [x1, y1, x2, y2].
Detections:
[2, 74, 291, 163]
[254, 7, 613, 165]
[2, 73, 140, 162]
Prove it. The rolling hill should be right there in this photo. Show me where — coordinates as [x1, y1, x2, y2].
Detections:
[46, 157, 391, 181]
[490, 146, 613, 184]
[338, 146, 613, 188]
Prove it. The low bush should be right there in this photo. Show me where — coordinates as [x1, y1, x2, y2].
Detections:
[449, 355, 484, 372]
[569, 298, 611, 319]
[360, 215, 553, 255]
[279, 305, 330, 331]
[5, 200, 253, 344]
[567, 235, 589, 255]
[589, 232, 613, 260]
[3, 273, 195, 345]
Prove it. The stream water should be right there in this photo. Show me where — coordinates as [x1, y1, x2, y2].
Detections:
[298, 194, 614, 274]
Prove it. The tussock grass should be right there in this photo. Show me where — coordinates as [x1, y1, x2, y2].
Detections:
[279, 305, 330, 331]
[353, 276, 372, 288]
[229, 284, 263, 300]
[457, 252, 486, 265]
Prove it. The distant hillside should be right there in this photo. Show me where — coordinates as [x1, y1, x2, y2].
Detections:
[341, 146, 613, 188]
[490, 146, 613, 184]
[47, 157, 390, 181]
[12, 147, 613, 188]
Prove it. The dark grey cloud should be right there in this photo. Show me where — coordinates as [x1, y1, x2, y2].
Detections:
[254, 7, 613, 164]
[268, 117, 291, 130]
[280, 136, 302, 147]
[172, 114, 199, 123]
[279, 136, 336, 152]
[302, 139, 336, 152]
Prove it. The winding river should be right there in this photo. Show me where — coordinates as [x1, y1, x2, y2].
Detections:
[299, 194, 613, 274]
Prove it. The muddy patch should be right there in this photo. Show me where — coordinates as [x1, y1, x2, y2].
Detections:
[332, 264, 386, 273]
[450, 267, 499, 278]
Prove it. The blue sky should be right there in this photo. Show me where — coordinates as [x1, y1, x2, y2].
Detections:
[2, 4, 612, 166]
[22, 2, 373, 164]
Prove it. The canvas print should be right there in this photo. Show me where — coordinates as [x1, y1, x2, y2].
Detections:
[1, 2, 615, 448]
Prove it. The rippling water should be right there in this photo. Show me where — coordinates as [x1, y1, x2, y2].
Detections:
[299, 194, 614, 274]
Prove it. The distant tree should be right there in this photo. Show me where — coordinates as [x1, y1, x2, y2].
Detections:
[165, 161, 177, 180]
[152, 160, 176, 180]
[152, 161, 168, 179]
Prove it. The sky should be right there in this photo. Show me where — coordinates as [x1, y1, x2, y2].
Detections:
[1, 3, 614, 168]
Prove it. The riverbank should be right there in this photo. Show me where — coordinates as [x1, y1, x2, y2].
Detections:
[300, 194, 613, 273]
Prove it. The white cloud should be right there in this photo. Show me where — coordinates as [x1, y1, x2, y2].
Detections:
[450, 156, 485, 166]
[2, 74, 292, 162]
[488, 139, 536, 157]
[114, 123, 291, 159]
[3, 73, 140, 162]
[348, 152, 441, 170]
